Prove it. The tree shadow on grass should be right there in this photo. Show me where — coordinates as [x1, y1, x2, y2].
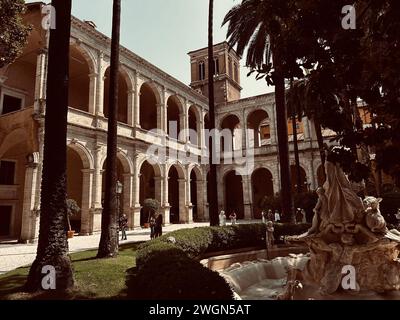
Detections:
[0, 274, 27, 297]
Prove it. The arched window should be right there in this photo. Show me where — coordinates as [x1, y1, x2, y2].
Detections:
[214, 58, 220, 76]
[228, 56, 233, 78]
[198, 61, 205, 80]
[234, 63, 239, 82]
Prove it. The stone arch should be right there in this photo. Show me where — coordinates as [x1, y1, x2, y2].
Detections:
[167, 95, 184, 139]
[139, 159, 162, 226]
[188, 105, 201, 145]
[189, 165, 204, 222]
[290, 164, 308, 193]
[224, 170, 244, 219]
[167, 163, 186, 223]
[139, 81, 161, 130]
[247, 109, 271, 147]
[103, 66, 130, 124]
[220, 114, 242, 152]
[67, 140, 94, 170]
[68, 44, 96, 112]
[251, 167, 274, 219]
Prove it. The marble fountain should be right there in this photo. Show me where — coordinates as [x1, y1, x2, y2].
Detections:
[219, 159, 400, 300]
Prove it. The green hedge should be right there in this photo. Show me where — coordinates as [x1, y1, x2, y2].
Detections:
[128, 223, 310, 300]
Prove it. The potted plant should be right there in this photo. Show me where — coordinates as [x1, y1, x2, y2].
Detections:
[66, 198, 80, 238]
[142, 198, 160, 228]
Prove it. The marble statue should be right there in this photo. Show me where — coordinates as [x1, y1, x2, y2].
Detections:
[266, 221, 275, 248]
[286, 158, 400, 295]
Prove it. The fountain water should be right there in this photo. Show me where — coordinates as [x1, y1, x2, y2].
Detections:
[220, 157, 400, 300]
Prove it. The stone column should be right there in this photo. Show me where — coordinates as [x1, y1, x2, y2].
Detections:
[33, 125, 45, 240]
[91, 146, 103, 232]
[132, 165, 141, 228]
[241, 111, 248, 151]
[134, 81, 141, 128]
[217, 168, 225, 212]
[156, 103, 164, 133]
[242, 175, 252, 220]
[80, 169, 94, 235]
[19, 156, 39, 243]
[179, 112, 187, 143]
[178, 178, 189, 222]
[34, 48, 47, 113]
[88, 73, 98, 114]
[95, 52, 105, 116]
[122, 173, 134, 229]
[185, 172, 194, 223]
[127, 90, 135, 127]
[196, 179, 205, 221]
[154, 176, 163, 206]
[199, 110, 206, 151]
[302, 117, 311, 141]
[270, 107, 278, 145]
[162, 170, 171, 225]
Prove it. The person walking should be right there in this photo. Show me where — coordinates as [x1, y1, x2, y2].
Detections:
[149, 215, 156, 239]
[119, 213, 128, 241]
[262, 210, 268, 224]
[229, 211, 237, 225]
[219, 210, 227, 226]
[154, 213, 163, 238]
[274, 210, 281, 222]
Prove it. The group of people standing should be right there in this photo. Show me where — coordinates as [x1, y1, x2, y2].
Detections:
[262, 209, 281, 223]
[219, 210, 237, 226]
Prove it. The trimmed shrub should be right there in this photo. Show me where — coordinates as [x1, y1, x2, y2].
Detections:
[128, 223, 309, 300]
[127, 246, 233, 300]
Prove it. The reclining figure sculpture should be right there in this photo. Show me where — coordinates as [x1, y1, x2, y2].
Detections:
[287, 159, 400, 295]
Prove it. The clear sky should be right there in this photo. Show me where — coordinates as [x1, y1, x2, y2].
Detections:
[27, 0, 273, 98]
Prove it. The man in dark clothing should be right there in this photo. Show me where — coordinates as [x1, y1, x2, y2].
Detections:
[154, 213, 163, 238]
[119, 214, 128, 241]
[149, 215, 156, 239]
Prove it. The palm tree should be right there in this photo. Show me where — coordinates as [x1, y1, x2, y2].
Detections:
[97, 0, 121, 258]
[207, 0, 219, 226]
[26, 0, 74, 291]
[223, 0, 295, 222]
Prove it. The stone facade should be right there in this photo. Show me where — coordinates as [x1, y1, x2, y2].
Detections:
[0, 3, 327, 242]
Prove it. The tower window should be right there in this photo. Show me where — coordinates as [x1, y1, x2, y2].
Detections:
[1, 94, 22, 115]
[214, 58, 220, 76]
[228, 57, 233, 78]
[198, 61, 205, 81]
[0, 160, 16, 185]
[234, 63, 239, 83]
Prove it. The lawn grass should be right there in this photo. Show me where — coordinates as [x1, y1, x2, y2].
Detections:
[0, 242, 141, 300]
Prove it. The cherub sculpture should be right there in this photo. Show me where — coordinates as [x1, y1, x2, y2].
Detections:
[363, 196, 387, 234]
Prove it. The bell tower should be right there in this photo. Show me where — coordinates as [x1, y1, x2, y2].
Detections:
[188, 42, 242, 104]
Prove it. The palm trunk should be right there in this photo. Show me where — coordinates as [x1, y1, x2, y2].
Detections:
[207, 0, 219, 226]
[26, 0, 73, 291]
[314, 118, 326, 181]
[97, 0, 121, 258]
[273, 48, 295, 223]
[292, 115, 302, 194]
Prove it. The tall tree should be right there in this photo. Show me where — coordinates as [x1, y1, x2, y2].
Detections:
[0, 0, 30, 68]
[207, 0, 219, 226]
[97, 0, 121, 258]
[223, 0, 296, 222]
[25, 0, 74, 291]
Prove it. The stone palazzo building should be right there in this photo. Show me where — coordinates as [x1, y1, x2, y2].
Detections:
[0, 3, 326, 242]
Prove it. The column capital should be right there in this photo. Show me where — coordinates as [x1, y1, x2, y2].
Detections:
[89, 72, 99, 78]
[81, 168, 95, 174]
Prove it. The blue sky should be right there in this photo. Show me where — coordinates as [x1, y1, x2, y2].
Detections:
[27, 0, 273, 98]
